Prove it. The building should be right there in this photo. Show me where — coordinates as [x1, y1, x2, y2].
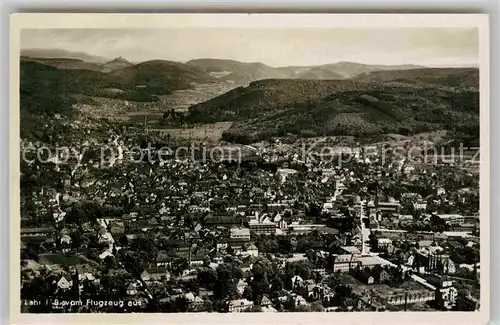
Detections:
[228, 299, 254, 312]
[287, 224, 333, 235]
[331, 254, 361, 273]
[110, 221, 125, 235]
[412, 201, 427, 211]
[249, 219, 276, 235]
[276, 168, 298, 183]
[430, 279, 459, 310]
[377, 238, 392, 250]
[385, 290, 435, 306]
[127, 283, 139, 296]
[204, 214, 245, 227]
[230, 227, 251, 241]
[312, 267, 327, 276]
[357, 255, 390, 269]
[21, 227, 53, 242]
[378, 201, 401, 214]
[57, 274, 73, 290]
[416, 248, 456, 274]
[244, 244, 259, 257]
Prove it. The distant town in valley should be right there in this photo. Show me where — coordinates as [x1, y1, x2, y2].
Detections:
[19, 27, 480, 313]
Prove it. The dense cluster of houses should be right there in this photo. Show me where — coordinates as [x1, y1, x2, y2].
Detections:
[20, 127, 480, 313]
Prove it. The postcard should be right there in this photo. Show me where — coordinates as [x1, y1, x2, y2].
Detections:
[10, 13, 490, 325]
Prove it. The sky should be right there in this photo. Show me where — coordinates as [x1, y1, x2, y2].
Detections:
[21, 28, 479, 67]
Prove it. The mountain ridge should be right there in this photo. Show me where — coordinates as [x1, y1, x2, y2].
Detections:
[183, 69, 479, 144]
[186, 58, 426, 84]
[20, 48, 110, 63]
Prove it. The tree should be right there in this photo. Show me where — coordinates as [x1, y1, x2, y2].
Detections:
[242, 286, 253, 300]
[250, 263, 270, 304]
[103, 255, 118, 269]
[311, 301, 326, 312]
[306, 202, 321, 217]
[173, 296, 189, 312]
[295, 262, 311, 280]
[368, 231, 379, 249]
[296, 238, 310, 253]
[214, 263, 238, 300]
[270, 277, 284, 293]
[171, 257, 189, 276]
[197, 267, 218, 290]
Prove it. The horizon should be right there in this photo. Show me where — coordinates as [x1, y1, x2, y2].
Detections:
[20, 49, 480, 69]
[20, 28, 479, 67]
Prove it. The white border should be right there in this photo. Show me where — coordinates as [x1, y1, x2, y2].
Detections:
[9, 13, 490, 325]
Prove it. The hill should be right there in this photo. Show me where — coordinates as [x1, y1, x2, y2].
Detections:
[186, 59, 424, 84]
[184, 70, 479, 144]
[319, 61, 424, 78]
[295, 67, 346, 80]
[187, 79, 371, 121]
[20, 57, 104, 71]
[186, 59, 290, 85]
[20, 61, 76, 140]
[21, 55, 135, 73]
[109, 60, 215, 88]
[20, 48, 109, 63]
[100, 56, 134, 73]
[353, 68, 479, 89]
[20, 59, 217, 103]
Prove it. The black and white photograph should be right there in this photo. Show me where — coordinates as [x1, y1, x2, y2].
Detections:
[10, 13, 489, 321]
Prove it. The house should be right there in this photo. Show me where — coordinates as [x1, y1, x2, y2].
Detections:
[245, 244, 259, 257]
[156, 251, 171, 267]
[353, 270, 374, 285]
[81, 222, 94, 233]
[20, 227, 53, 242]
[57, 274, 73, 290]
[110, 221, 125, 235]
[236, 279, 248, 295]
[99, 250, 113, 260]
[261, 296, 272, 307]
[98, 232, 113, 245]
[146, 267, 171, 281]
[204, 214, 245, 227]
[60, 232, 72, 245]
[75, 264, 96, 282]
[377, 238, 392, 250]
[127, 282, 139, 296]
[249, 219, 276, 235]
[122, 214, 137, 222]
[140, 270, 151, 282]
[357, 255, 389, 269]
[230, 227, 251, 241]
[190, 255, 206, 266]
[418, 240, 434, 248]
[294, 294, 307, 306]
[340, 246, 361, 255]
[228, 299, 254, 312]
[106, 268, 131, 277]
[378, 269, 392, 283]
[192, 296, 205, 311]
[291, 275, 303, 289]
[331, 254, 361, 273]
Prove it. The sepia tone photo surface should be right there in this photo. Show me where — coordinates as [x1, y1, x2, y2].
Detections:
[10, 13, 490, 325]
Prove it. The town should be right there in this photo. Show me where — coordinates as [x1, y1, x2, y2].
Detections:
[20, 119, 480, 313]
